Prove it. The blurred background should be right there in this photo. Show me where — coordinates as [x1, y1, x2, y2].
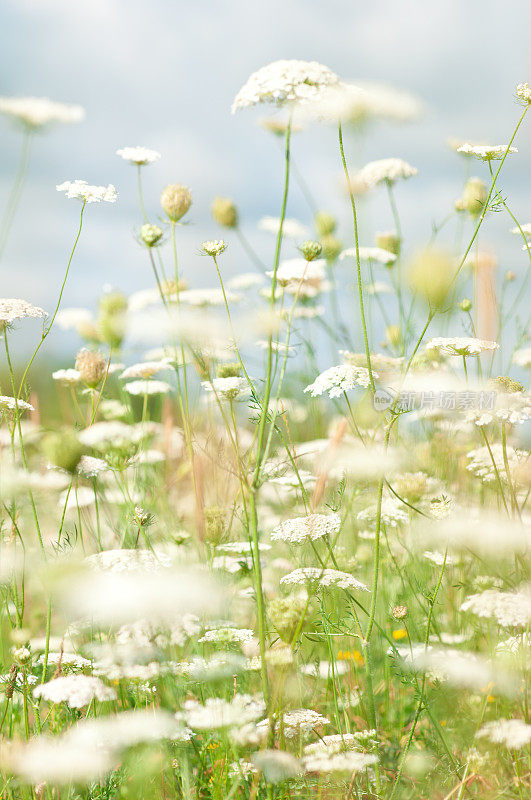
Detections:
[1, 0, 530, 363]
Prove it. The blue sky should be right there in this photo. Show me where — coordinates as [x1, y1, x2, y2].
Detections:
[1, 0, 530, 358]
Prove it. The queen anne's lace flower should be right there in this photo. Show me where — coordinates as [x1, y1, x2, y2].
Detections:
[123, 379, 171, 396]
[0, 96, 84, 128]
[182, 694, 265, 730]
[120, 361, 172, 380]
[357, 498, 409, 528]
[477, 718, 531, 749]
[202, 240, 228, 256]
[281, 567, 368, 591]
[257, 708, 330, 738]
[56, 180, 117, 203]
[0, 396, 34, 413]
[340, 246, 396, 265]
[302, 750, 377, 775]
[305, 364, 375, 398]
[232, 60, 339, 113]
[466, 444, 527, 484]
[271, 513, 341, 543]
[0, 298, 47, 323]
[457, 143, 518, 161]
[33, 675, 116, 708]
[116, 146, 161, 165]
[87, 548, 171, 573]
[258, 216, 310, 239]
[460, 589, 531, 628]
[202, 376, 248, 400]
[358, 158, 417, 187]
[425, 337, 498, 357]
[516, 83, 531, 103]
[512, 347, 531, 368]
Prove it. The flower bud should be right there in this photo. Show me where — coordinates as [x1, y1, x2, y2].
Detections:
[75, 348, 107, 388]
[268, 595, 308, 643]
[99, 291, 127, 318]
[160, 183, 192, 222]
[491, 375, 524, 394]
[140, 223, 164, 247]
[505, 270, 516, 282]
[43, 430, 84, 474]
[458, 297, 472, 312]
[386, 324, 403, 349]
[314, 211, 336, 237]
[202, 240, 227, 257]
[407, 247, 453, 311]
[212, 196, 238, 228]
[217, 362, 241, 378]
[320, 234, 342, 262]
[455, 177, 487, 216]
[299, 240, 322, 262]
[516, 82, 531, 104]
[203, 506, 227, 546]
[375, 230, 400, 256]
[392, 604, 408, 620]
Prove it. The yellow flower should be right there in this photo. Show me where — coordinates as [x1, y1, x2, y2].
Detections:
[392, 629, 408, 640]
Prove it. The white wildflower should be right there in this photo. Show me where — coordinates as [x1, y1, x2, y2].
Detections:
[202, 376, 248, 400]
[182, 694, 265, 730]
[0, 396, 34, 413]
[33, 675, 116, 708]
[123, 379, 171, 395]
[202, 240, 228, 256]
[232, 59, 339, 113]
[477, 718, 531, 749]
[425, 337, 498, 356]
[305, 364, 375, 398]
[56, 180, 117, 203]
[460, 589, 531, 628]
[259, 216, 310, 239]
[0, 96, 84, 129]
[0, 298, 47, 323]
[271, 513, 341, 543]
[358, 158, 417, 187]
[281, 567, 368, 591]
[340, 246, 397, 265]
[116, 146, 161, 165]
[457, 143, 518, 160]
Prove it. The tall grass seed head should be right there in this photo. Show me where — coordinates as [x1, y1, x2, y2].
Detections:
[74, 348, 107, 387]
[212, 196, 238, 228]
[299, 240, 323, 261]
[314, 211, 336, 236]
[160, 183, 192, 222]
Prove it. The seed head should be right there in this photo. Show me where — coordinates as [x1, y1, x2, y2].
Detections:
[217, 362, 241, 378]
[160, 183, 192, 222]
[75, 348, 107, 388]
[491, 375, 525, 394]
[212, 197, 238, 228]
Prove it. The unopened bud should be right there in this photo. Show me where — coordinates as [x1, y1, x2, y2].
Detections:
[314, 211, 336, 237]
[300, 240, 322, 262]
[392, 605, 408, 620]
[212, 197, 238, 228]
[160, 183, 192, 222]
[217, 362, 241, 378]
[505, 270, 516, 282]
[320, 234, 342, 262]
[407, 247, 453, 311]
[455, 177, 487, 216]
[375, 231, 400, 256]
[43, 430, 84, 474]
[140, 223, 164, 247]
[458, 298, 472, 312]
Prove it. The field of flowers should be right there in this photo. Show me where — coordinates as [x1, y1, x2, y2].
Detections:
[0, 60, 530, 800]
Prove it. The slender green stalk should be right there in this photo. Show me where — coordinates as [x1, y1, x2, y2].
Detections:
[338, 122, 375, 393]
[0, 129, 33, 261]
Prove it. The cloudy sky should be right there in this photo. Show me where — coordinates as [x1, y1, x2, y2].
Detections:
[1, 0, 530, 358]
